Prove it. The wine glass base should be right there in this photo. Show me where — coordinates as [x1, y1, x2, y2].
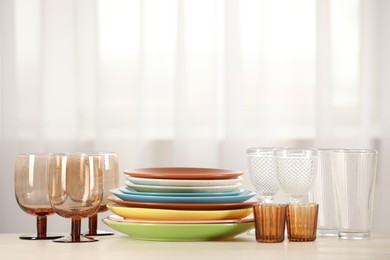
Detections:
[19, 234, 64, 240]
[52, 236, 98, 243]
[81, 230, 114, 236]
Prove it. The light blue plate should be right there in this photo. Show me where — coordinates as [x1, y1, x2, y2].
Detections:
[110, 188, 256, 204]
[118, 187, 245, 197]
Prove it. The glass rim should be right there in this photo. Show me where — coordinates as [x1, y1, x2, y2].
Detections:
[16, 153, 62, 157]
[60, 152, 117, 156]
[246, 147, 279, 154]
[317, 148, 341, 151]
[253, 203, 287, 208]
[84, 151, 118, 156]
[274, 148, 318, 157]
[287, 202, 319, 207]
[331, 149, 378, 154]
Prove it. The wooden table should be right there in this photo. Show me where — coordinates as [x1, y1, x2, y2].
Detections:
[1, 233, 390, 259]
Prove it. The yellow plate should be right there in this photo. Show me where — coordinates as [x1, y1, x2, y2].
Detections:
[107, 204, 253, 221]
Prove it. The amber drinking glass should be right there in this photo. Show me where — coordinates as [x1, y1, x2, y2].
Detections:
[286, 203, 319, 242]
[14, 153, 63, 240]
[253, 203, 287, 243]
[83, 152, 119, 236]
[48, 153, 103, 243]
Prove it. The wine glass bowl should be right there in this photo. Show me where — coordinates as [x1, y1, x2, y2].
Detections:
[275, 148, 318, 203]
[14, 153, 63, 240]
[48, 153, 103, 243]
[247, 147, 279, 203]
[83, 152, 119, 236]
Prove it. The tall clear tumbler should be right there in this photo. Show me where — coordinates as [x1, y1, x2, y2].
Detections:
[331, 149, 378, 239]
[309, 149, 338, 237]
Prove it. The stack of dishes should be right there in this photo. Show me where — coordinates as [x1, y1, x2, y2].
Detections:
[103, 167, 257, 241]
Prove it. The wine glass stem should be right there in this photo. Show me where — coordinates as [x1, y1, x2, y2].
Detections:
[88, 214, 98, 235]
[36, 215, 47, 239]
[71, 218, 82, 242]
[290, 196, 302, 204]
[261, 195, 274, 204]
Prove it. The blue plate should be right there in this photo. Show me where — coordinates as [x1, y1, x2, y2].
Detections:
[118, 187, 245, 197]
[110, 188, 256, 204]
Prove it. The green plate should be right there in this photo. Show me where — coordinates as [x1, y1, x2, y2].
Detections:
[102, 218, 254, 241]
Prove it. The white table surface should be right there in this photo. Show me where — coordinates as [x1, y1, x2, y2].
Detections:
[1, 233, 390, 260]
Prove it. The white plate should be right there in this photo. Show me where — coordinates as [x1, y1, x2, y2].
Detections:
[125, 181, 242, 193]
[125, 175, 243, 187]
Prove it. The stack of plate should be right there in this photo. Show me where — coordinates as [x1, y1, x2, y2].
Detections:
[103, 167, 257, 241]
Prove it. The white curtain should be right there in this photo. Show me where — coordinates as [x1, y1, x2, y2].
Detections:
[1, 0, 389, 233]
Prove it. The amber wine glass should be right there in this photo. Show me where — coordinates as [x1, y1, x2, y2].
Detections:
[14, 153, 63, 240]
[83, 152, 119, 236]
[48, 153, 103, 243]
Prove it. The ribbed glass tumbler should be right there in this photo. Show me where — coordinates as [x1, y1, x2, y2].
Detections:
[253, 203, 287, 243]
[310, 149, 338, 237]
[331, 149, 378, 239]
[286, 203, 319, 242]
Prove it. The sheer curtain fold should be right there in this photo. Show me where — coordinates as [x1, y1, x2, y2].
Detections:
[1, 0, 389, 233]
[316, 0, 333, 147]
[375, 0, 390, 233]
[0, 0, 17, 140]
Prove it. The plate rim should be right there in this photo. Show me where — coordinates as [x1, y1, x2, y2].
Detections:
[123, 167, 243, 180]
[125, 181, 242, 193]
[110, 188, 256, 204]
[119, 186, 245, 197]
[125, 175, 244, 186]
[106, 205, 253, 221]
[102, 217, 255, 241]
[107, 195, 258, 210]
[106, 215, 255, 224]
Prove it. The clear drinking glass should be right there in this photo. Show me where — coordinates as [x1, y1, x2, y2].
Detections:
[331, 149, 378, 239]
[48, 153, 103, 243]
[309, 149, 338, 237]
[275, 148, 318, 203]
[247, 147, 279, 203]
[83, 152, 119, 236]
[14, 153, 63, 240]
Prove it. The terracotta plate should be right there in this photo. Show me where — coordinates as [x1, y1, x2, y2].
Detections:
[123, 167, 243, 180]
[125, 175, 243, 187]
[108, 195, 258, 210]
